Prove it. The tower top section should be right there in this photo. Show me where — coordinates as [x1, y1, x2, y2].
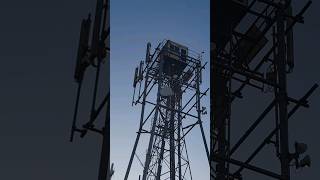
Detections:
[159, 40, 189, 76]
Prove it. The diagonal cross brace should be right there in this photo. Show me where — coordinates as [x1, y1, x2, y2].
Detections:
[233, 83, 318, 175]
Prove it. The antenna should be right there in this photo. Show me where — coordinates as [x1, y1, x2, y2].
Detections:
[124, 40, 210, 180]
[211, 1, 316, 180]
[74, 14, 91, 83]
[70, 0, 111, 180]
[90, 0, 104, 60]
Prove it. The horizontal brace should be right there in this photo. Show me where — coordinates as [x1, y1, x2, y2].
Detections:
[182, 122, 200, 130]
[83, 126, 103, 135]
[246, 8, 273, 21]
[287, 96, 309, 108]
[144, 101, 198, 119]
[257, 0, 282, 9]
[215, 61, 278, 87]
[71, 127, 89, 138]
[233, 84, 318, 175]
[212, 155, 283, 179]
[232, 76, 264, 91]
[72, 127, 86, 135]
[138, 129, 181, 142]
[79, 93, 109, 139]
[74, 126, 103, 138]
[180, 122, 200, 140]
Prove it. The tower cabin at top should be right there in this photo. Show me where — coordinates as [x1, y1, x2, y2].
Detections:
[159, 40, 189, 77]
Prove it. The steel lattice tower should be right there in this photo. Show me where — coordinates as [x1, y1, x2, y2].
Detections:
[125, 40, 210, 180]
[211, 0, 317, 180]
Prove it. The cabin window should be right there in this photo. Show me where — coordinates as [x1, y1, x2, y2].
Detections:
[181, 49, 186, 55]
[174, 46, 179, 52]
[170, 44, 175, 51]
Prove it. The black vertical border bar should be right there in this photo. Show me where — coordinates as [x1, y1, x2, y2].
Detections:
[210, 0, 216, 179]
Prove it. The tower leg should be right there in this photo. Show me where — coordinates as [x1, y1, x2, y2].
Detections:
[276, 5, 290, 180]
[142, 59, 164, 180]
[169, 95, 176, 180]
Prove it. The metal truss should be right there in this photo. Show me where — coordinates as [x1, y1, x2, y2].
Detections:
[69, 0, 111, 180]
[125, 40, 210, 180]
[211, 0, 317, 179]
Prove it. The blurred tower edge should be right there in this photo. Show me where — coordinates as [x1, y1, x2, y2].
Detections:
[211, 0, 317, 180]
[69, 0, 112, 180]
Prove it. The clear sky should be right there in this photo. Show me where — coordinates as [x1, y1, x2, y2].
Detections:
[110, 0, 210, 179]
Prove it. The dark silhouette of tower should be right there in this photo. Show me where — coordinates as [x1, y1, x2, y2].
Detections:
[70, 0, 111, 180]
[211, 0, 317, 179]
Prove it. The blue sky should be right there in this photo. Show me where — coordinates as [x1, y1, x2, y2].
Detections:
[110, 0, 210, 179]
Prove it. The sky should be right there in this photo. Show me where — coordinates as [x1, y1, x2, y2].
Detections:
[110, 0, 210, 179]
[0, 0, 318, 180]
